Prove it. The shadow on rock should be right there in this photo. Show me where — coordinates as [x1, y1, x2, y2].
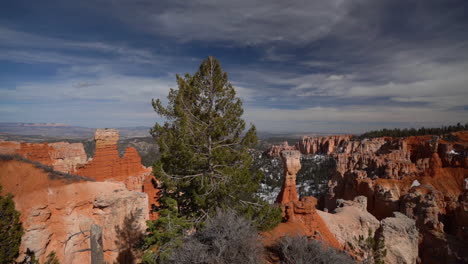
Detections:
[114, 209, 145, 264]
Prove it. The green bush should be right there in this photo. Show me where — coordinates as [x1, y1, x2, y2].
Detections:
[0, 185, 24, 263]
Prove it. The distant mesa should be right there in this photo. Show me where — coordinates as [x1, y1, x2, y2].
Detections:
[22, 122, 70, 127]
[0, 122, 151, 138]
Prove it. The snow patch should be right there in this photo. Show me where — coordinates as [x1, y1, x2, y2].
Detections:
[411, 180, 421, 188]
[448, 150, 459, 155]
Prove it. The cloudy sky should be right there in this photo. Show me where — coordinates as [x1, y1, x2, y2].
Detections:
[1, 0, 467, 133]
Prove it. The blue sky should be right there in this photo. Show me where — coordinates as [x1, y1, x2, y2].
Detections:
[1, 0, 467, 133]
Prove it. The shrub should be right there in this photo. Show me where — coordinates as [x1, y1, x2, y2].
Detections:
[165, 209, 263, 264]
[271, 236, 355, 264]
[358, 229, 387, 264]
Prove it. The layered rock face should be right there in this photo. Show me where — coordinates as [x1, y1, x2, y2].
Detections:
[265, 131, 468, 262]
[74, 129, 157, 219]
[267, 149, 419, 263]
[264, 135, 354, 157]
[0, 159, 148, 264]
[375, 212, 419, 264]
[265, 141, 297, 157]
[317, 196, 380, 255]
[75, 129, 152, 191]
[336, 136, 467, 263]
[0, 128, 160, 262]
[0, 141, 87, 173]
[0, 129, 158, 220]
[318, 196, 419, 264]
[296, 135, 354, 155]
[266, 150, 341, 249]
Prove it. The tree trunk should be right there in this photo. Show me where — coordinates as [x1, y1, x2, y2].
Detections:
[90, 224, 104, 264]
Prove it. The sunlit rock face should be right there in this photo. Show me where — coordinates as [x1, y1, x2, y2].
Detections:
[376, 212, 419, 264]
[0, 128, 160, 262]
[0, 159, 148, 264]
[75, 129, 152, 191]
[318, 196, 380, 256]
[318, 196, 419, 264]
[264, 131, 468, 263]
[275, 150, 301, 204]
[265, 149, 342, 249]
[0, 128, 158, 219]
[0, 140, 88, 173]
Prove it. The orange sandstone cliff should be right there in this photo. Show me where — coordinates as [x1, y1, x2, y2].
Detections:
[0, 159, 148, 264]
[0, 128, 160, 263]
[0, 141, 87, 173]
[75, 128, 152, 191]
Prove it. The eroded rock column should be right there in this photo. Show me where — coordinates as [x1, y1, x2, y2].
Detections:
[275, 150, 301, 204]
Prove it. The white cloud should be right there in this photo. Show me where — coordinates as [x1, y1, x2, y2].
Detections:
[100, 0, 351, 45]
[2, 73, 174, 103]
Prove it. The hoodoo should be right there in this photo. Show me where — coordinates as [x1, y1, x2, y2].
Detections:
[275, 150, 301, 204]
[267, 149, 342, 249]
[75, 128, 152, 190]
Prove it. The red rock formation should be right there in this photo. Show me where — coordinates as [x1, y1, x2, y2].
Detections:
[0, 129, 161, 259]
[275, 150, 301, 204]
[265, 141, 297, 157]
[0, 159, 148, 264]
[265, 131, 468, 262]
[74, 129, 157, 219]
[296, 135, 354, 155]
[275, 131, 468, 262]
[264, 135, 354, 157]
[143, 175, 160, 220]
[266, 150, 342, 249]
[0, 129, 155, 197]
[0, 141, 87, 173]
[75, 129, 152, 191]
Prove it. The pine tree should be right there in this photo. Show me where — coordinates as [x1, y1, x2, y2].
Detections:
[146, 56, 281, 260]
[0, 185, 24, 263]
[142, 199, 192, 262]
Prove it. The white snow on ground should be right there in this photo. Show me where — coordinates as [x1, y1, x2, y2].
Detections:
[448, 150, 459, 155]
[411, 180, 421, 188]
[259, 184, 280, 204]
